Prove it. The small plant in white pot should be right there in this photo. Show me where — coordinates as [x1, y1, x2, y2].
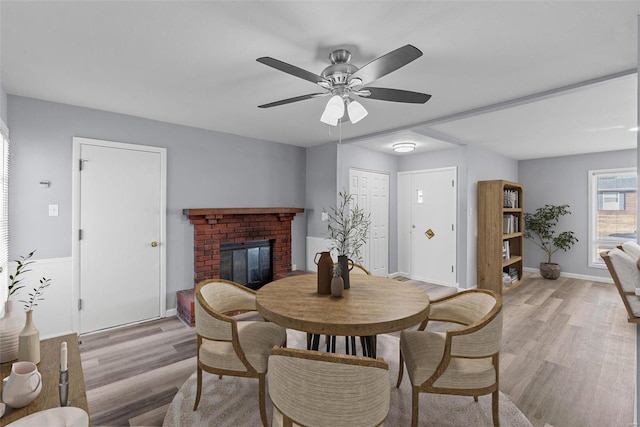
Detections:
[524, 204, 578, 280]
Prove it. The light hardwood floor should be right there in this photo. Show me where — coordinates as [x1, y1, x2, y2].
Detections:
[79, 272, 635, 426]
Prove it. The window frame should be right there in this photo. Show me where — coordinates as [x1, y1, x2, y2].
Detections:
[588, 167, 638, 268]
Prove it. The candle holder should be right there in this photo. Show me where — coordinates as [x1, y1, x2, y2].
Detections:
[59, 370, 69, 407]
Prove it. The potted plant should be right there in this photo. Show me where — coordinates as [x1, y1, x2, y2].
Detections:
[524, 204, 578, 280]
[324, 191, 371, 289]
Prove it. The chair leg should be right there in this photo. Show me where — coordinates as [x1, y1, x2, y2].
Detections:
[193, 366, 202, 411]
[411, 386, 419, 427]
[474, 395, 479, 402]
[259, 374, 268, 427]
[492, 389, 500, 427]
[396, 348, 404, 388]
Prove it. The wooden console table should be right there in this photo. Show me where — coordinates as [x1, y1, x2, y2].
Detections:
[0, 333, 89, 424]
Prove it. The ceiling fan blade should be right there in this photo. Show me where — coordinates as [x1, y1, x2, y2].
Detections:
[258, 93, 326, 108]
[257, 57, 327, 85]
[350, 45, 423, 86]
[361, 87, 431, 104]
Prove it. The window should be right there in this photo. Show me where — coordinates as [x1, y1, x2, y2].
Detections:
[0, 122, 8, 310]
[589, 168, 637, 267]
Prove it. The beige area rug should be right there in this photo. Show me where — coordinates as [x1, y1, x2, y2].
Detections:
[164, 330, 532, 427]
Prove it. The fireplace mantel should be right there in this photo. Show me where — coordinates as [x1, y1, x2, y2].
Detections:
[184, 207, 304, 284]
[183, 207, 304, 216]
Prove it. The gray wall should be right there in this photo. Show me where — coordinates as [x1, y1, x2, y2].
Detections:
[519, 149, 636, 279]
[338, 143, 399, 273]
[305, 142, 337, 238]
[8, 95, 307, 308]
[467, 145, 518, 287]
[0, 81, 6, 125]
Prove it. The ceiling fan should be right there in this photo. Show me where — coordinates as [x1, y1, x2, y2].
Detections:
[256, 44, 431, 126]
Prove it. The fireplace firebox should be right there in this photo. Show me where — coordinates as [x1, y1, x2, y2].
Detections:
[220, 240, 272, 290]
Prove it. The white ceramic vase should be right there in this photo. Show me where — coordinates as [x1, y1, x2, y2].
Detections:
[0, 300, 23, 363]
[18, 310, 40, 364]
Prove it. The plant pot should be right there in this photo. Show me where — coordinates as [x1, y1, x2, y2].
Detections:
[540, 262, 561, 280]
[331, 276, 344, 298]
[0, 300, 23, 363]
[18, 310, 40, 364]
[338, 255, 353, 289]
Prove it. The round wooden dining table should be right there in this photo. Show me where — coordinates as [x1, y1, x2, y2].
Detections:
[256, 274, 430, 356]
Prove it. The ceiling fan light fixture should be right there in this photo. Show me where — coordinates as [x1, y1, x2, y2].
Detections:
[393, 142, 416, 153]
[347, 100, 368, 124]
[320, 95, 345, 126]
[320, 109, 339, 126]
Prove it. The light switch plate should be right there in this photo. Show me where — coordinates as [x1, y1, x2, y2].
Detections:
[48, 204, 59, 217]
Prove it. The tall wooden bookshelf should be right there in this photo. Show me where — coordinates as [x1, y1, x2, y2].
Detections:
[477, 180, 524, 295]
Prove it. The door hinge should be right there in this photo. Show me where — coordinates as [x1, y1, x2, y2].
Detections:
[79, 159, 87, 171]
[452, 179, 455, 187]
[452, 224, 454, 231]
[452, 265, 454, 273]
[79, 229, 83, 240]
[78, 299, 83, 311]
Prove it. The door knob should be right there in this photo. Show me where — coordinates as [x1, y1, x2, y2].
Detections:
[151, 241, 158, 247]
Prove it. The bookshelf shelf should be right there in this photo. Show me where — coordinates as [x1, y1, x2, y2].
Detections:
[477, 180, 524, 295]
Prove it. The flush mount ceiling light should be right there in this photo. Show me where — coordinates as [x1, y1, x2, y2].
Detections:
[393, 142, 416, 153]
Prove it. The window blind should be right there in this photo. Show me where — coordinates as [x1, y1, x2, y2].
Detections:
[0, 123, 9, 310]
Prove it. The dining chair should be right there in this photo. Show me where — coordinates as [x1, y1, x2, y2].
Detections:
[193, 278, 287, 427]
[601, 245, 640, 323]
[268, 346, 390, 427]
[396, 289, 503, 427]
[350, 262, 371, 275]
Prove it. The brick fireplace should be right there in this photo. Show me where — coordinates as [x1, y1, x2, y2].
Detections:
[183, 207, 304, 285]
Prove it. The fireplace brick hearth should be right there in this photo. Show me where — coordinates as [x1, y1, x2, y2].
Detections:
[183, 207, 304, 284]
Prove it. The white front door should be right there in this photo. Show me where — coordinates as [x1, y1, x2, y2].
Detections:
[73, 138, 166, 333]
[408, 168, 457, 286]
[349, 169, 389, 276]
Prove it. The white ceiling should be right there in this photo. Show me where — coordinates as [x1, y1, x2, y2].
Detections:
[1, 1, 639, 160]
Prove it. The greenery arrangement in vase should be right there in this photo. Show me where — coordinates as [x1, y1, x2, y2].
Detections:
[2, 250, 52, 364]
[1, 251, 37, 362]
[524, 204, 578, 280]
[324, 191, 371, 289]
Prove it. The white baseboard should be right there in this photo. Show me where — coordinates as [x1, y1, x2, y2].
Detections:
[165, 308, 177, 317]
[523, 267, 613, 284]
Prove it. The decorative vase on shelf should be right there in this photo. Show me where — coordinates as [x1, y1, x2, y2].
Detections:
[18, 310, 40, 364]
[0, 300, 23, 363]
[337, 255, 354, 289]
[314, 251, 333, 295]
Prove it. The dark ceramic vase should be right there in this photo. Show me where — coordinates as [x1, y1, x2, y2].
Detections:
[314, 251, 333, 295]
[338, 255, 353, 289]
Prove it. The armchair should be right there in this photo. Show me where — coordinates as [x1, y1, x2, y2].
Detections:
[193, 279, 287, 427]
[396, 289, 503, 427]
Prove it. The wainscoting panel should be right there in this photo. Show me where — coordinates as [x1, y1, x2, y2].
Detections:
[8, 257, 73, 339]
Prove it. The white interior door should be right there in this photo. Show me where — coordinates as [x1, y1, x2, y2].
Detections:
[409, 168, 457, 286]
[74, 138, 166, 333]
[349, 169, 389, 276]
